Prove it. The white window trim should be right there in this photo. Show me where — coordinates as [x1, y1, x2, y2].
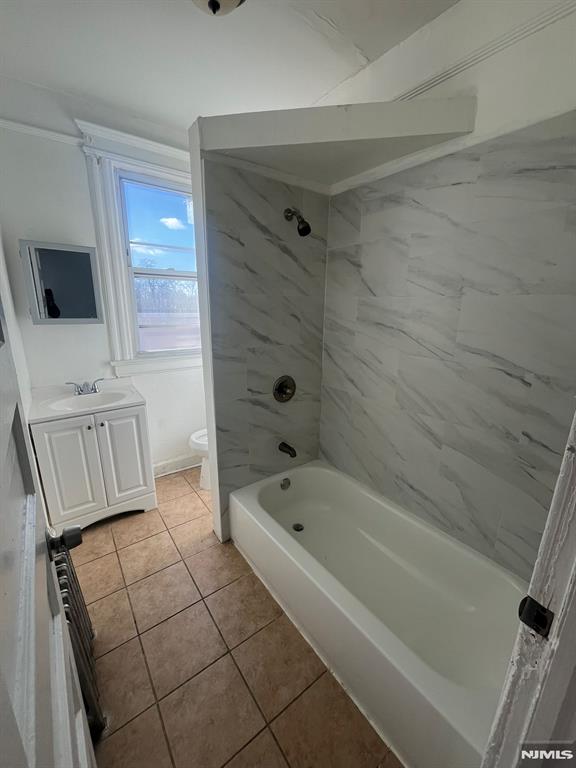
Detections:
[83, 141, 201, 376]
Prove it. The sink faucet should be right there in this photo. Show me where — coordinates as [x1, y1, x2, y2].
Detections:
[278, 441, 297, 458]
[66, 379, 106, 396]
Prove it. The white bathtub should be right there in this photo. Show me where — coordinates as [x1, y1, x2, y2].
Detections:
[230, 461, 525, 768]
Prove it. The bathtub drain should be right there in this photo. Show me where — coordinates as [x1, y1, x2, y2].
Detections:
[292, 523, 304, 532]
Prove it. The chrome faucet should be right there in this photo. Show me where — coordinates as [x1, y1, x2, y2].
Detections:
[66, 379, 106, 396]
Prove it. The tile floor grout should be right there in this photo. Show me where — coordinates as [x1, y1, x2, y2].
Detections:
[131, 610, 178, 768]
[86, 470, 394, 768]
[201, 589, 294, 767]
[121, 516, 292, 768]
[84, 553, 249, 611]
[95, 538, 302, 765]
[77, 516, 212, 565]
[75, 495, 212, 564]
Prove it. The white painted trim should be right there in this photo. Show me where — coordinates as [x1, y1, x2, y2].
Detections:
[84, 149, 195, 366]
[112, 353, 202, 377]
[189, 121, 223, 541]
[199, 96, 476, 152]
[84, 153, 130, 360]
[0, 117, 81, 146]
[396, 0, 576, 102]
[76, 120, 189, 164]
[202, 150, 331, 195]
[82, 145, 191, 184]
[483, 412, 576, 766]
[154, 455, 200, 477]
[12, 495, 38, 764]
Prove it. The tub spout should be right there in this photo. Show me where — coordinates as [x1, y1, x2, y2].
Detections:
[278, 441, 297, 458]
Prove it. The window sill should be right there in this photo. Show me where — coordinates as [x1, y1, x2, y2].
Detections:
[111, 353, 203, 377]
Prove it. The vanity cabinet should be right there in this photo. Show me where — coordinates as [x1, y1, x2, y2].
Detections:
[31, 414, 107, 522]
[31, 403, 156, 531]
[95, 406, 154, 506]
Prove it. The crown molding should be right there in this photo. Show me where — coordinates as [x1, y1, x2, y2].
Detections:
[396, 0, 576, 101]
[75, 120, 189, 164]
[0, 117, 81, 146]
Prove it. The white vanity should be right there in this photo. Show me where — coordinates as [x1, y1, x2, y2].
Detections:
[29, 383, 157, 532]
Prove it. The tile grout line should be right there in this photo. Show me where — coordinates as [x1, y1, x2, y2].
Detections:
[218, 726, 278, 768]
[166, 521, 219, 560]
[86, 551, 248, 609]
[76, 471, 210, 565]
[86, 500, 392, 765]
[201, 597, 286, 768]
[230, 652, 294, 768]
[76, 505, 211, 568]
[150, 548, 288, 768]
[268, 668, 328, 726]
[95, 702, 157, 744]
[201, 585, 296, 768]
[86, 514, 327, 768]
[125, 580, 178, 768]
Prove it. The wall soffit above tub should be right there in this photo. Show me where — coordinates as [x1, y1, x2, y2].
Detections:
[197, 96, 477, 193]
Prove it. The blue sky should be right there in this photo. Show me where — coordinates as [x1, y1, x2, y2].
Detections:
[122, 180, 196, 272]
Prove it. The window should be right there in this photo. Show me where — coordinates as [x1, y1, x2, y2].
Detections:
[119, 177, 199, 354]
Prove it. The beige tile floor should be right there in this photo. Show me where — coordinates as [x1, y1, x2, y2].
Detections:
[74, 468, 403, 768]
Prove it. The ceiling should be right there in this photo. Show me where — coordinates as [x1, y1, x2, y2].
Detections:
[0, 0, 457, 141]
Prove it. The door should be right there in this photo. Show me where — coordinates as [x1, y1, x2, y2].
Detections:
[483, 410, 576, 767]
[31, 414, 107, 525]
[0, 255, 94, 768]
[96, 405, 154, 506]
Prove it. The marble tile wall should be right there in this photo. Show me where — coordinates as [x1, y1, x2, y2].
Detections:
[320, 119, 576, 580]
[204, 161, 328, 535]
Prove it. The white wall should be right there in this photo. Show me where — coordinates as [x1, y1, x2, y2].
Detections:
[135, 368, 206, 475]
[0, 227, 31, 413]
[319, 0, 576, 170]
[0, 127, 206, 473]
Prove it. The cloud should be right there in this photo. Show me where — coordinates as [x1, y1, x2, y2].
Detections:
[160, 217, 186, 230]
[131, 245, 164, 256]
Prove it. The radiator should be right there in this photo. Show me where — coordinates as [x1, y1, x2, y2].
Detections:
[51, 530, 106, 739]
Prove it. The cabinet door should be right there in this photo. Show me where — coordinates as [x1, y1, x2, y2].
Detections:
[96, 406, 154, 506]
[31, 415, 107, 524]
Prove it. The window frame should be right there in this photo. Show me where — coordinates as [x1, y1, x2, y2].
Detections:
[84, 146, 202, 376]
[117, 171, 199, 358]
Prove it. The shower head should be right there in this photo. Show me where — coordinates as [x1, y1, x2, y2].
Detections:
[284, 207, 312, 237]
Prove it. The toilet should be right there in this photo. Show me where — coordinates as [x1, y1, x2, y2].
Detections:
[189, 428, 211, 490]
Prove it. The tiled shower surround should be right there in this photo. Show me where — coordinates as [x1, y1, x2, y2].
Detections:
[321, 120, 576, 580]
[206, 117, 576, 580]
[204, 161, 328, 535]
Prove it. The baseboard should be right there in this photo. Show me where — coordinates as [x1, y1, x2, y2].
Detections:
[154, 454, 202, 477]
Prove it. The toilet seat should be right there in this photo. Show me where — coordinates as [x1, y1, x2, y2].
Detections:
[188, 428, 211, 490]
[189, 428, 209, 455]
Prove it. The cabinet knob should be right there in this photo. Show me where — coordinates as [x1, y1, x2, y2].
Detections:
[87, 425, 92, 430]
[99, 422, 105, 427]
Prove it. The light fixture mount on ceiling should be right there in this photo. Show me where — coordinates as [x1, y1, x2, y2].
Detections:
[193, 0, 246, 15]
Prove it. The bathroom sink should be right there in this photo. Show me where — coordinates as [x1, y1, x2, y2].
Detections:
[48, 391, 129, 413]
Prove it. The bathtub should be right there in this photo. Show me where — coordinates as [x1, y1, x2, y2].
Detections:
[229, 461, 525, 768]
